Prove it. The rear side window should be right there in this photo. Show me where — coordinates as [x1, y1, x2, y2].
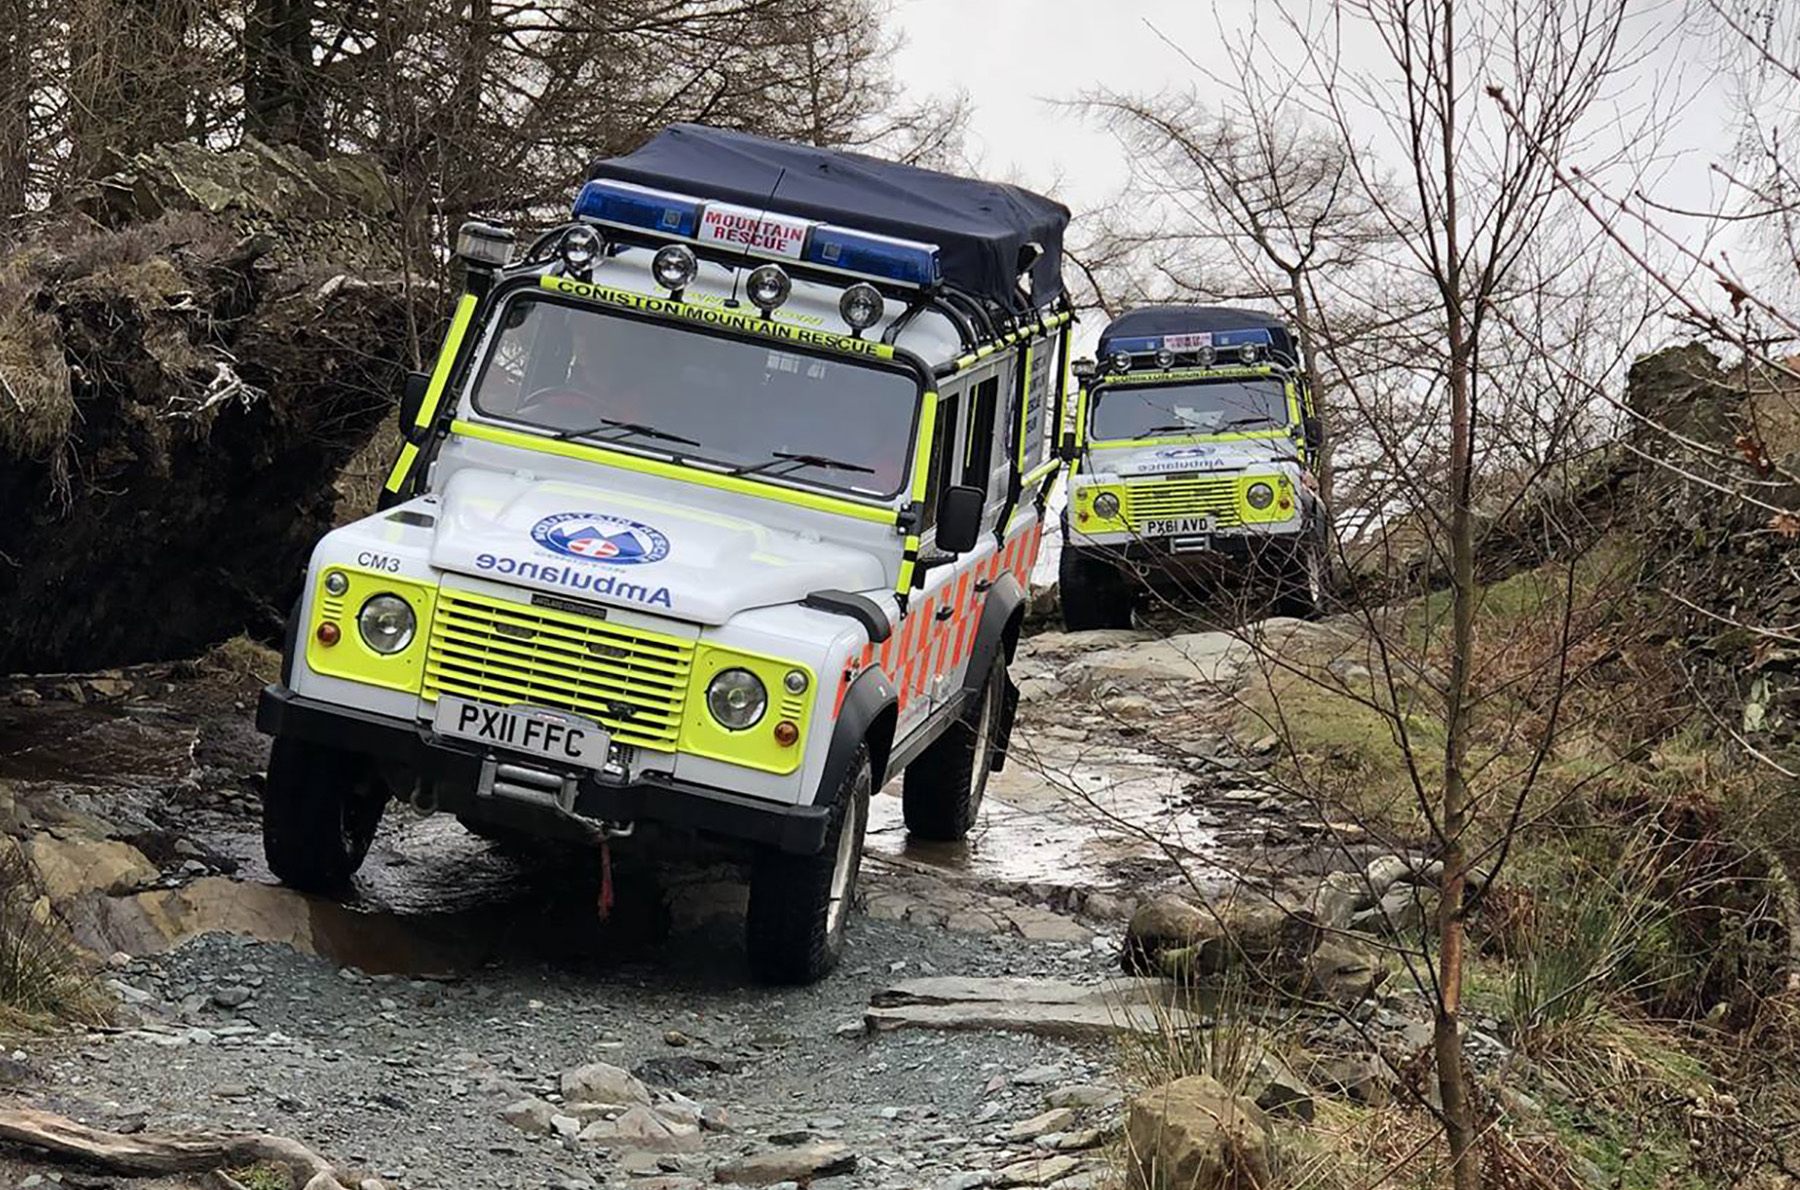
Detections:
[963, 376, 998, 490]
[920, 391, 961, 531]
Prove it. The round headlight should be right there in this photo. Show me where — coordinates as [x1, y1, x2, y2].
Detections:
[707, 669, 767, 730]
[746, 265, 791, 313]
[652, 244, 698, 291]
[1246, 482, 1275, 509]
[1154, 348, 1175, 369]
[1110, 351, 1132, 373]
[783, 668, 810, 695]
[357, 594, 416, 655]
[323, 570, 349, 596]
[839, 283, 884, 331]
[559, 225, 602, 273]
[1094, 492, 1121, 519]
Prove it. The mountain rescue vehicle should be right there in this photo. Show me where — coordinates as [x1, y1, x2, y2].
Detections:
[1060, 306, 1328, 629]
[255, 125, 1074, 983]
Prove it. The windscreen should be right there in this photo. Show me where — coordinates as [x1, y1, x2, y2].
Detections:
[471, 295, 919, 498]
[1090, 377, 1290, 442]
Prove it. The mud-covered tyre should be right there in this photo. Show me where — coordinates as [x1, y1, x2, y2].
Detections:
[1060, 548, 1133, 631]
[1274, 547, 1330, 620]
[746, 744, 871, 985]
[901, 658, 1004, 841]
[262, 735, 388, 895]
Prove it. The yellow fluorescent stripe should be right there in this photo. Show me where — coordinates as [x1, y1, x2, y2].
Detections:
[450, 420, 900, 525]
[384, 442, 421, 492]
[540, 276, 895, 361]
[909, 391, 940, 502]
[414, 294, 479, 429]
[1024, 459, 1060, 487]
[895, 533, 921, 595]
[1016, 342, 1035, 472]
[1105, 365, 1279, 386]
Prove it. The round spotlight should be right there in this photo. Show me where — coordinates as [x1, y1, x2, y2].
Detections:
[839, 283, 884, 332]
[1110, 351, 1132, 373]
[1196, 346, 1216, 366]
[746, 264, 792, 313]
[558, 225, 602, 273]
[1238, 344, 1260, 364]
[652, 244, 698, 292]
[1154, 348, 1175, 370]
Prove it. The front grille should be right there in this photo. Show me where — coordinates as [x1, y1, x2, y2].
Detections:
[422, 590, 693, 751]
[1123, 477, 1242, 529]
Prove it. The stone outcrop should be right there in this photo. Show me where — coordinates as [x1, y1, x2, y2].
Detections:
[1125, 1074, 1272, 1190]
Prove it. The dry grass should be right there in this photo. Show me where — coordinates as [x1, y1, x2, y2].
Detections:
[0, 846, 103, 1030]
[199, 634, 282, 684]
[0, 264, 73, 461]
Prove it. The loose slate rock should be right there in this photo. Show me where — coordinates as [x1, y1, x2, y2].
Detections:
[562, 1061, 652, 1107]
[712, 1141, 856, 1186]
[1003, 1108, 1076, 1141]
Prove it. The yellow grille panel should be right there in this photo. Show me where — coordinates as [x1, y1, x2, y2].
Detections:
[422, 591, 693, 751]
[1123, 478, 1241, 529]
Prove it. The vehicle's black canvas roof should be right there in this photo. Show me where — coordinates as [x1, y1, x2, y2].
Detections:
[587, 124, 1069, 312]
[1100, 305, 1299, 364]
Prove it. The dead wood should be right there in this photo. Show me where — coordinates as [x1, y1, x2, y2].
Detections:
[0, 1106, 349, 1189]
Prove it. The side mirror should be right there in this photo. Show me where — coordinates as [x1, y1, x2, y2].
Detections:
[1060, 431, 1078, 462]
[1072, 357, 1098, 382]
[1302, 416, 1323, 446]
[936, 485, 985, 555]
[398, 371, 431, 434]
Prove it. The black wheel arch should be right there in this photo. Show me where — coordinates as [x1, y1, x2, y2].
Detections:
[817, 665, 898, 805]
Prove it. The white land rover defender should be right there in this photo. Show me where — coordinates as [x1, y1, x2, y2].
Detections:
[256, 125, 1073, 983]
[1060, 306, 1329, 629]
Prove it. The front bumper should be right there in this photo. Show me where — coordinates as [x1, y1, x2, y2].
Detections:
[256, 684, 831, 855]
[1066, 527, 1307, 569]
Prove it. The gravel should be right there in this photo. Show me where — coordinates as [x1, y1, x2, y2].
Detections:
[32, 917, 1124, 1190]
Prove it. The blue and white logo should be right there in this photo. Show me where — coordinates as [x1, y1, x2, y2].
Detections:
[531, 512, 670, 566]
[1158, 446, 1218, 460]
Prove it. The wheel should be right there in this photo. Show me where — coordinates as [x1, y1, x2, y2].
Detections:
[901, 658, 1004, 841]
[746, 744, 871, 984]
[1274, 545, 1330, 620]
[1059, 547, 1134, 631]
[262, 736, 388, 895]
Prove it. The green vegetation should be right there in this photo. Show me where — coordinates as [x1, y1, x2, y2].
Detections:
[0, 846, 101, 1032]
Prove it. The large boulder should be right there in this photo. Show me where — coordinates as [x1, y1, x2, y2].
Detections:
[1124, 895, 1322, 979]
[1126, 1074, 1273, 1190]
[0, 140, 423, 672]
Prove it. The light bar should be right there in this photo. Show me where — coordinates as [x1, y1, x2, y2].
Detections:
[574, 180, 701, 238]
[1101, 326, 1275, 358]
[804, 226, 941, 288]
[571, 179, 940, 289]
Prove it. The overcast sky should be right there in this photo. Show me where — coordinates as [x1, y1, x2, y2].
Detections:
[890, 0, 1734, 233]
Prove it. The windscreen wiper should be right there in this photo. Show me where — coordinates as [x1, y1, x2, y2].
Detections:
[731, 451, 876, 478]
[551, 417, 699, 447]
[1139, 423, 1196, 436]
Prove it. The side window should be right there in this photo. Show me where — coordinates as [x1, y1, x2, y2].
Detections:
[963, 376, 998, 492]
[1021, 335, 1060, 473]
[920, 389, 962, 533]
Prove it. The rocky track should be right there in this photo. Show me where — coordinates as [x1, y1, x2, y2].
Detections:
[0, 620, 1397, 1189]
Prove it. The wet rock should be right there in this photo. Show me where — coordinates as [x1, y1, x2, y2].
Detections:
[1130, 898, 1322, 980]
[1248, 1052, 1314, 1122]
[1303, 938, 1385, 1004]
[579, 1104, 700, 1152]
[1125, 1075, 1272, 1190]
[1351, 886, 1437, 936]
[562, 1060, 652, 1107]
[25, 834, 159, 901]
[1121, 896, 1210, 973]
[867, 976, 1197, 1040]
[1005, 906, 1090, 943]
[712, 1141, 856, 1185]
[992, 1154, 1080, 1188]
[500, 1096, 558, 1136]
[1304, 1052, 1394, 1105]
[11, 689, 41, 707]
[1045, 1084, 1122, 1111]
[1004, 1107, 1076, 1141]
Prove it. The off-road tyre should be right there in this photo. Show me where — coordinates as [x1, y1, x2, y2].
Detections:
[262, 735, 388, 895]
[901, 658, 1005, 841]
[746, 743, 871, 985]
[1274, 546, 1330, 620]
[1060, 548, 1133, 631]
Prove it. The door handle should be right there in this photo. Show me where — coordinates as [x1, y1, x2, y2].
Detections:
[935, 605, 954, 622]
[973, 579, 992, 593]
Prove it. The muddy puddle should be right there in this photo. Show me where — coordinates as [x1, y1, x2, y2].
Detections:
[865, 728, 1235, 900]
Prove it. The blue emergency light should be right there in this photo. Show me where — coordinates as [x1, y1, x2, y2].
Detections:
[1106, 327, 1275, 356]
[804, 226, 941, 288]
[572, 179, 940, 289]
[573, 180, 701, 239]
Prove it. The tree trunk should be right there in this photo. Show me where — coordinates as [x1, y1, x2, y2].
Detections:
[244, 0, 321, 152]
[1434, 2, 1480, 1187]
[0, 7, 29, 218]
[1287, 269, 1333, 508]
[66, 0, 194, 185]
